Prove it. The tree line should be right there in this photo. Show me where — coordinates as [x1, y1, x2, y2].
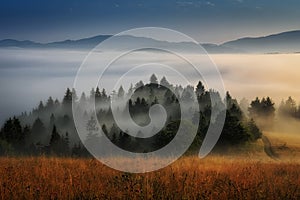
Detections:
[0, 74, 276, 156]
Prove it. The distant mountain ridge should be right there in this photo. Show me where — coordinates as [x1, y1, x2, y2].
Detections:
[0, 35, 112, 49]
[222, 30, 300, 53]
[0, 30, 300, 53]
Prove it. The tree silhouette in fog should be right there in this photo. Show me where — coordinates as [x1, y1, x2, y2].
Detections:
[0, 74, 268, 156]
[248, 97, 275, 130]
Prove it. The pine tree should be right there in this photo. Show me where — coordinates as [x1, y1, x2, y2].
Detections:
[249, 97, 261, 119]
[95, 87, 101, 102]
[80, 92, 87, 102]
[195, 81, 205, 98]
[247, 119, 262, 141]
[72, 88, 78, 101]
[181, 85, 194, 102]
[0, 117, 24, 148]
[150, 74, 158, 84]
[90, 88, 95, 99]
[217, 111, 249, 146]
[31, 118, 46, 144]
[54, 99, 60, 109]
[160, 76, 171, 88]
[49, 125, 60, 146]
[135, 80, 144, 89]
[127, 83, 134, 97]
[85, 116, 101, 155]
[101, 88, 107, 99]
[109, 123, 119, 141]
[63, 88, 72, 105]
[38, 101, 44, 112]
[46, 96, 54, 110]
[118, 86, 125, 98]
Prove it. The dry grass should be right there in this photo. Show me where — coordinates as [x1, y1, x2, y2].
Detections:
[0, 156, 299, 199]
[264, 131, 300, 160]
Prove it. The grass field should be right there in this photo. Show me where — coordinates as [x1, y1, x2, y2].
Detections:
[264, 131, 300, 159]
[0, 156, 299, 200]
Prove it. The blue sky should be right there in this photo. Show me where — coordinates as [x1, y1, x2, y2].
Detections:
[0, 0, 300, 43]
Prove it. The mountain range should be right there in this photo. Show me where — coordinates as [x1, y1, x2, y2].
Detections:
[0, 30, 300, 54]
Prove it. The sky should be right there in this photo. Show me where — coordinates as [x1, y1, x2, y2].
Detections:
[0, 0, 300, 44]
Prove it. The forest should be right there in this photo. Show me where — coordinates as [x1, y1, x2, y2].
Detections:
[2, 74, 297, 157]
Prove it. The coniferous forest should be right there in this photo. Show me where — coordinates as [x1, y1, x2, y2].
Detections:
[1, 74, 285, 157]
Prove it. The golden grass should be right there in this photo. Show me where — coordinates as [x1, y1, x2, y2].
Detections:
[0, 156, 299, 199]
[264, 131, 300, 160]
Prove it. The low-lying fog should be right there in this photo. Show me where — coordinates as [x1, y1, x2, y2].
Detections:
[0, 47, 300, 124]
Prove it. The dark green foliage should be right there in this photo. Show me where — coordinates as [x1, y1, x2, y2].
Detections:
[0, 117, 26, 151]
[247, 119, 262, 141]
[249, 97, 275, 119]
[63, 88, 72, 105]
[1, 74, 264, 156]
[95, 87, 101, 102]
[31, 118, 46, 144]
[249, 97, 275, 129]
[155, 121, 179, 148]
[49, 125, 60, 146]
[0, 139, 14, 155]
[217, 110, 250, 146]
[49, 125, 69, 156]
[71, 142, 90, 157]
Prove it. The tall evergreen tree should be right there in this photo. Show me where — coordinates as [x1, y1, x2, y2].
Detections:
[0, 117, 24, 147]
[46, 96, 54, 110]
[181, 85, 194, 102]
[38, 101, 44, 112]
[95, 87, 101, 102]
[118, 86, 125, 98]
[134, 80, 144, 89]
[90, 88, 95, 99]
[279, 96, 297, 117]
[150, 74, 158, 84]
[49, 125, 60, 146]
[80, 92, 87, 102]
[63, 88, 72, 105]
[85, 116, 102, 155]
[31, 118, 46, 144]
[160, 76, 171, 88]
[195, 81, 205, 98]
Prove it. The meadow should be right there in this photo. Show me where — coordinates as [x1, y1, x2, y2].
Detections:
[0, 155, 299, 200]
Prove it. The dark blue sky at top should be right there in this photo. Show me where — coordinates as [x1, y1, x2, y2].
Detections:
[0, 0, 300, 43]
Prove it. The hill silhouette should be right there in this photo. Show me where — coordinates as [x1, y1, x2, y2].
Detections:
[1, 30, 300, 53]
